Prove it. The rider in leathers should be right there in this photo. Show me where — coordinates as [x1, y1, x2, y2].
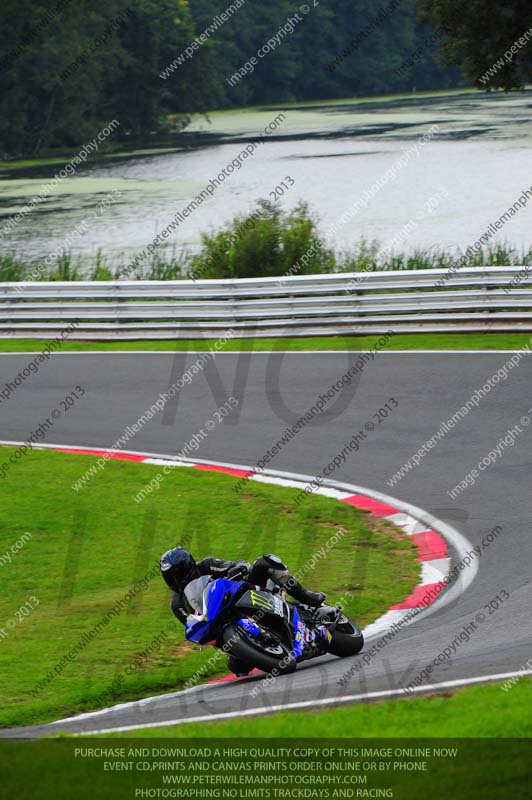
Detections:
[159, 547, 325, 675]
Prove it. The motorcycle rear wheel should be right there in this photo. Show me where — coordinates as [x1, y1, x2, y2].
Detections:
[223, 623, 297, 675]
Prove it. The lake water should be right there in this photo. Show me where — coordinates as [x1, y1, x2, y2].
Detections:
[1, 89, 532, 272]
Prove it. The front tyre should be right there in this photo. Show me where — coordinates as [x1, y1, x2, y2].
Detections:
[223, 623, 296, 675]
[328, 617, 364, 657]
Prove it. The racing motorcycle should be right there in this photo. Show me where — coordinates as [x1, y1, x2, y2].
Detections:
[184, 574, 364, 674]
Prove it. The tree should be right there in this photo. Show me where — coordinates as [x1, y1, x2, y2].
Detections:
[0, 0, 203, 156]
[417, 0, 532, 89]
[188, 201, 335, 280]
[0, 0, 465, 158]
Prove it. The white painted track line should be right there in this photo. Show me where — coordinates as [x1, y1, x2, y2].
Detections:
[79, 669, 532, 735]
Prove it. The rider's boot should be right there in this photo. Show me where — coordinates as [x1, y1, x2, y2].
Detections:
[227, 655, 252, 676]
[283, 577, 325, 607]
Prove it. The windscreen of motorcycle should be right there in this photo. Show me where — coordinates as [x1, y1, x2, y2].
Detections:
[184, 575, 211, 614]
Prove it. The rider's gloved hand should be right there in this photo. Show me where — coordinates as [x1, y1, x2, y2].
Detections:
[227, 560, 251, 580]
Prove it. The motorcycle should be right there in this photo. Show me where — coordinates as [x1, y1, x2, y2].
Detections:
[184, 574, 364, 675]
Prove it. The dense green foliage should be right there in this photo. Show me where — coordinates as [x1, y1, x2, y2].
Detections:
[3, 0, 531, 156]
[0, 0, 461, 157]
[189, 0, 460, 105]
[188, 200, 335, 280]
[0, 0, 202, 157]
[419, 0, 532, 89]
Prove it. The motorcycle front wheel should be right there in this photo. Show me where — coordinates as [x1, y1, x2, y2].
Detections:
[328, 617, 364, 657]
[222, 623, 297, 675]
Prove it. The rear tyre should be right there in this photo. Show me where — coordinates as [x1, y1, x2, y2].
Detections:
[328, 618, 364, 657]
[223, 623, 296, 675]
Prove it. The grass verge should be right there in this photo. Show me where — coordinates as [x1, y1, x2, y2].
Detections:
[1, 332, 532, 352]
[0, 448, 418, 729]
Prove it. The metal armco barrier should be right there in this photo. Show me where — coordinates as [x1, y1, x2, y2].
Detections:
[1, 266, 531, 339]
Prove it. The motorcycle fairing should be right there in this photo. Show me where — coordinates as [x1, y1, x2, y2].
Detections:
[292, 605, 305, 658]
[185, 578, 243, 643]
[236, 617, 261, 636]
[234, 588, 287, 621]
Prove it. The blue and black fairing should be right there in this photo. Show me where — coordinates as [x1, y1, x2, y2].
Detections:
[291, 604, 331, 658]
[184, 576, 331, 659]
[185, 577, 246, 644]
[292, 604, 305, 658]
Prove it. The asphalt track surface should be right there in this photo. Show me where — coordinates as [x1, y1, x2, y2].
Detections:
[0, 350, 531, 737]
